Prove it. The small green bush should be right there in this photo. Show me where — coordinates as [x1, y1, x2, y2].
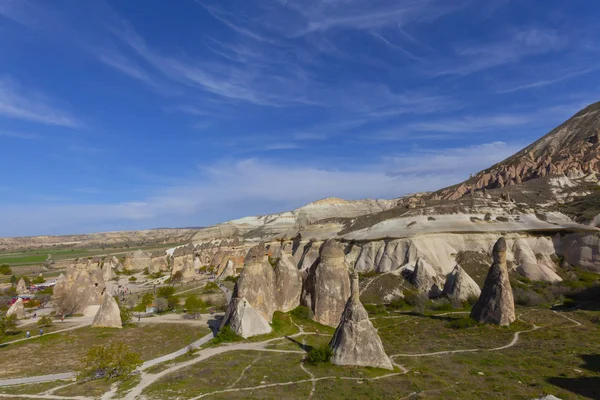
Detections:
[37, 315, 53, 328]
[0, 264, 12, 276]
[203, 282, 220, 294]
[212, 325, 242, 345]
[224, 275, 239, 284]
[290, 305, 312, 320]
[484, 213, 492, 221]
[128, 276, 137, 282]
[447, 317, 478, 329]
[364, 303, 386, 315]
[387, 297, 408, 310]
[496, 216, 509, 222]
[306, 345, 332, 365]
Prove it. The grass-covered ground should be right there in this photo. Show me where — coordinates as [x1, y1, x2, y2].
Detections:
[138, 306, 600, 400]
[0, 323, 210, 379]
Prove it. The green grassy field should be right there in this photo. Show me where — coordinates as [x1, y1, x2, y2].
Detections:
[0, 323, 210, 379]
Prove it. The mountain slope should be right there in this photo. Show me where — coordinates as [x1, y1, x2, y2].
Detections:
[436, 102, 600, 200]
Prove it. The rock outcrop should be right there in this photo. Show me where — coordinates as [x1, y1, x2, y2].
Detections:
[234, 243, 277, 322]
[91, 292, 122, 328]
[273, 255, 302, 313]
[442, 265, 481, 302]
[329, 271, 393, 370]
[411, 258, 443, 298]
[302, 240, 351, 327]
[435, 101, 600, 200]
[52, 265, 105, 315]
[219, 296, 272, 338]
[470, 238, 516, 326]
[7, 298, 25, 319]
[16, 278, 27, 294]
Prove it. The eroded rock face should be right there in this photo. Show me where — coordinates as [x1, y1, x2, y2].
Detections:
[558, 233, 600, 273]
[302, 240, 351, 327]
[411, 258, 443, 298]
[235, 243, 277, 322]
[219, 296, 272, 338]
[52, 265, 105, 315]
[7, 298, 25, 319]
[91, 293, 122, 328]
[16, 278, 27, 294]
[442, 265, 481, 302]
[218, 259, 236, 280]
[273, 255, 302, 313]
[470, 238, 516, 326]
[435, 101, 600, 200]
[329, 271, 393, 370]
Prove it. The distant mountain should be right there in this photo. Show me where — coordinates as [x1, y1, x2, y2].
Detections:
[436, 101, 600, 200]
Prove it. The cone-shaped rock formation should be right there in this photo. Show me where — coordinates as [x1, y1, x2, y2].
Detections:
[273, 255, 302, 313]
[442, 265, 481, 302]
[329, 271, 393, 370]
[470, 238, 516, 326]
[7, 298, 25, 319]
[219, 296, 272, 338]
[92, 292, 122, 328]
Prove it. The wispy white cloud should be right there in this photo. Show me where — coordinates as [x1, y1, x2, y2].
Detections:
[0, 131, 38, 140]
[430, 28, 567, 76]
[0, 141, 523, 236]
[385, 141, 523, 176]
[0, 78, 79, 127]
[498, 67, 597, 93]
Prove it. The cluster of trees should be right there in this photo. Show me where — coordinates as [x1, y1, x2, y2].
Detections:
[0, 312, 18, 338]
[133, 288, 205, 319]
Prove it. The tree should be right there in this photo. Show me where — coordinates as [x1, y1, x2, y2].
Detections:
[38, 315, 53, 328]
[32, 276, 46, 284]
[4, 286, 17, 297]
[155, 297, 168, 313]
[0, 312, 18, 337]
[157, 286, 175, 299]
[119, 300, 132, 326]
[10, 275, 16, 285]
[171, 270, 183, 284]
[77, 343, 142, 381]
[0, 264, 12, 276]
[184, 294, 205, 319]
[156, 286, 179, 310]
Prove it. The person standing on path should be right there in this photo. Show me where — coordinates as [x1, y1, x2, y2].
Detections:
[39, 328, 43, 336]
[26, 331, 30, 338]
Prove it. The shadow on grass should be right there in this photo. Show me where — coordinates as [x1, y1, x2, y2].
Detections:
[285, 336, 313, 353]
[206, 317, 222, 336]
[548, 354, 600, 399]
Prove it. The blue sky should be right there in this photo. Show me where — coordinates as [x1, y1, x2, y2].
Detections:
[0, 0, 599, 236]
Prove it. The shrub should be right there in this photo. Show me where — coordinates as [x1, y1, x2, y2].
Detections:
[404, 290, 428, 313]
[184, 294, 205, 319]
[37, 315, 53, 328]
[203, 282, 220, 294]
[0, 264, 12, 276]
[431, 299, 453, 312]
[484, 213, 492, 221]
[306, 345, 332, 365]
[212, 325, 242, 345]
[224, 275, 238, 284]
[447, 317, 478, 329]
[171, 270, 183, 284]
[290, 305, 312, 320]
[77, 343, 142, 381]
[364, 303, 386, 315]
[427, 216, 436, 221]
[157, 286, 176, 299]
[0, 312, 18, 336]
[513, 287, 543, 306]
[118, 299, 132, 326]
[387, 297, 408, 310]
[128, 276, 137, 282]
[32, 276, 45, 284]
[268, 256, 280, 269]
[155, 298, 168, 313]
[496, 216, 509, 222]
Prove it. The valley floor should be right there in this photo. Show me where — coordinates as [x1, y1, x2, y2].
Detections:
[0, 306, 598, 399]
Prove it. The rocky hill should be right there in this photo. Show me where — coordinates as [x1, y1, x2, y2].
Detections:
[435, 101, 600, 200]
